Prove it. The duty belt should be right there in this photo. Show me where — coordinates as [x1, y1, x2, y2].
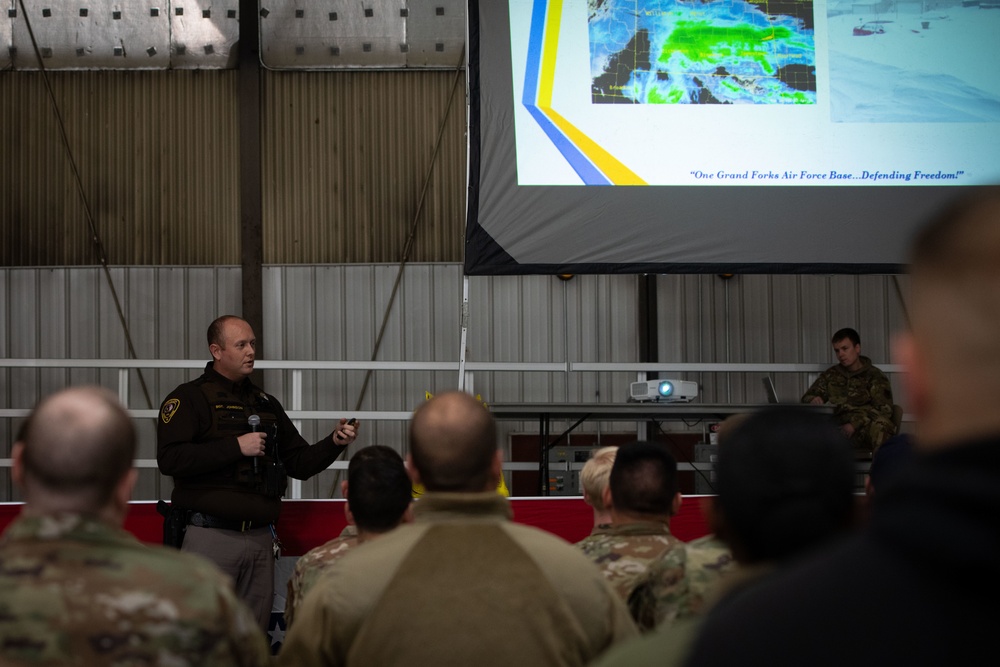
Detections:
[188, 512, 262, 532]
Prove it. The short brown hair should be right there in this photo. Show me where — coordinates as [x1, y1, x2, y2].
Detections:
[207, 315, 245, 348]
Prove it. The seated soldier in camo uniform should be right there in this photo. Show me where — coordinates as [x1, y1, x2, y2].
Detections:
[802, 327, 897, 454]
[284, 445, 412, 628]
[577, 441, 687, 632]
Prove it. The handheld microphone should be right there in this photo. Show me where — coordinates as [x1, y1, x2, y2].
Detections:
[248, 414, 261, 474]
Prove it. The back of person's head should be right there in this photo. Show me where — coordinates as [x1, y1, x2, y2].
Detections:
[906, 189, 1000, 415]
[714, 406, 855, 565]
[831, 327, 860, 346]
[580, 446, 618, 510]
[409, 391, 497, 492]
[716, 414, 751, 447]
[15, 386, 136, 513]
[867, 434, 916, 499]
[608, 441, 679, 518]
[347, 445, 412, 533]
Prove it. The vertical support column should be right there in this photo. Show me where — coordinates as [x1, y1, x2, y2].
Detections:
[290, 369, 303, 499]
[638, 275, 658, 441]
[538, 414, 548, 496]
[239, 0, 264, 386]
[458, 276, 470, 391]
[118, 368, 130, 407]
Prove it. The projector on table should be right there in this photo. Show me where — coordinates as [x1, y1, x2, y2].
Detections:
[629, 380, 699, 403]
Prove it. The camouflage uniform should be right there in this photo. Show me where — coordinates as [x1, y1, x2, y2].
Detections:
[0, 513, 270, 666]
[677, 535, 735, 617]
[802, 355, 896, 453]
[577, 521, 685, 631]
[624, 534, 735, 635]
[589, 562, 775, 667]
[574, 523, 613, 552]
[284, 526, 359, 628]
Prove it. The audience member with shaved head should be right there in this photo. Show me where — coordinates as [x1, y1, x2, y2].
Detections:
[685, 188, 1000, 666]
[0, 386, 269, 666]
[279, 390, 637, 666]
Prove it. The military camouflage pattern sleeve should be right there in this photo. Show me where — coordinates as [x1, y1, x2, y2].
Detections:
[626, 544, 689, 632]
[676, 537, 735, 618]
[844, 367, 894, 425]
[840, 367, 897, 451]
[285, 536, 358, 628]
[802, 368, 833, 403]
[578, 525, 686, 632]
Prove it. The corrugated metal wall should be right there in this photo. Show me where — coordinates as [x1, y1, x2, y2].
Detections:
[655, 273, 907, 405]
[1, 71, 241, 265]
[0, 69, 465, 266]
[0, 266, 908, 501]
[262, 71, 466, 263]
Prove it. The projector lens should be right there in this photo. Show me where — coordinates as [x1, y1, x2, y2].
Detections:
[658, 381, 673, 397]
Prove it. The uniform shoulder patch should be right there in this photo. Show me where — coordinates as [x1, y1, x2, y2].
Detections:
[161, 398, 181, 423]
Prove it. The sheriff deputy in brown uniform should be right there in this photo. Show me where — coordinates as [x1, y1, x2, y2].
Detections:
[157, 315, 359, 632]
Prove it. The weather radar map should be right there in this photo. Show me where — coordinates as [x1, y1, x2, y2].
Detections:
[589, 0, 816, 104]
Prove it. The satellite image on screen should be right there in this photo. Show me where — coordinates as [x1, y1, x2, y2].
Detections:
[589, 0, 816, 104]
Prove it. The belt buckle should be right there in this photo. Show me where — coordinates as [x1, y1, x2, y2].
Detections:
[241, 520, 252, 532]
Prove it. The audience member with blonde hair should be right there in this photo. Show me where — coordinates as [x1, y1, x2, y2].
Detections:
[577, 446, 618, 545]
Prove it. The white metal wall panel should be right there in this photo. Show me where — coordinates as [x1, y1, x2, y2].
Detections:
[770, 275, 806, 402]
[858, 275, 892, 354]
[520, 278, 553, 403]
[738, 276, 771, 403]
[799, 274, 833, 391]
[602, 276, 640, 429]
[567, 278, 593, 403]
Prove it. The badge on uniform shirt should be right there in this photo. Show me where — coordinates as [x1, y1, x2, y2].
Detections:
[161, 398, 180, 423]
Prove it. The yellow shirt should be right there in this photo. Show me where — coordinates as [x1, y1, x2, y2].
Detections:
[412, 475, 509, 498]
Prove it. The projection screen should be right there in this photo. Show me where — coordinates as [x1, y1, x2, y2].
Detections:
[465, 0, 1000, 275]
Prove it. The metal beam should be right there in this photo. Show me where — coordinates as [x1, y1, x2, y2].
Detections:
[239, 0, 264, 384]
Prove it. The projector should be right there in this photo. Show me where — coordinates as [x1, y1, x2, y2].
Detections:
[629, 379, 699, 403]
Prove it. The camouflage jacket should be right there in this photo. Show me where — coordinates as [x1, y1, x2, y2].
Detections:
[284, 527, 360, 628]
[577, 521, 685, 631]
[802, 356, 893, 421]
[673, 535, 735, 618]
[0, 513, 270, 666]
[574, 523, 614, 552]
